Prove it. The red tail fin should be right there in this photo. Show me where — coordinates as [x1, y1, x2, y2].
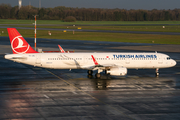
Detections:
[7, 28, 38, 54]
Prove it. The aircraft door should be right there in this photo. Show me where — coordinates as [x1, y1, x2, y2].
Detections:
[36, 55, 41, 65]
[84, 56, 88, 64]
[158, 55, 163, 64]
[126, 58, 130, 64]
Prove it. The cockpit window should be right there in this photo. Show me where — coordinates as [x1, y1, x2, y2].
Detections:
[167, 57, 171, 60]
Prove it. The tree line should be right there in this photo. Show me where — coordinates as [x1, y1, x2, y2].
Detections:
[0, 4, 180, 21]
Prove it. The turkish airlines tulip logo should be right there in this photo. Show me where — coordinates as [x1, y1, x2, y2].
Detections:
[11, 36, 29, 54]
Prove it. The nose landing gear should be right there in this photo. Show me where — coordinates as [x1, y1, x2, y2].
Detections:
[155, 68, 159, 77]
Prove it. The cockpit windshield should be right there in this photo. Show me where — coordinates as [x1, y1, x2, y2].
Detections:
[167, 57, 171, 60]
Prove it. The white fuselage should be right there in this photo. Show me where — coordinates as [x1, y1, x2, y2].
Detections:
[5, 52, 176, 70]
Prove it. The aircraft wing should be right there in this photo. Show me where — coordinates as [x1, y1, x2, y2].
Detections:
[82, 55, 122, 70]
[82, 64, 117, 70]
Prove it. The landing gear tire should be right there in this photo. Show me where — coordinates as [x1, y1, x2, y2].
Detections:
[87, 74, 93, 79]
[87, 70, 93, 75]
[155, 72, 159, 77]
[155, 68, 159, 77]
[95, 73, 101, 79]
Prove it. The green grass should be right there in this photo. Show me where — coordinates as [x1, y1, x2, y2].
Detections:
[1, 19, 180, 25]
[1, 19, 179, 45]
[80, 25, 180, 32]
[4, 25, 180, 33]
[0, 28, 180, 44]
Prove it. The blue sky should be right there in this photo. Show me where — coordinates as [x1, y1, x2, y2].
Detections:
[1, 0, 180, 10]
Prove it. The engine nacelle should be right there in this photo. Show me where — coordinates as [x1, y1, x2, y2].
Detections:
[106, 67, 127, 76]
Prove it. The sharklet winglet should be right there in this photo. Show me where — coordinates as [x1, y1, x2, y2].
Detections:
[91, 55, 99, 65]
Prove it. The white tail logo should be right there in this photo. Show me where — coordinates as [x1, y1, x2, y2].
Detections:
[11, 36, 29, 54]
[14, 37, 27, 49]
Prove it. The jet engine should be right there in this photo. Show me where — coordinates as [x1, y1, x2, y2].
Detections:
[106, 67, 127, 76]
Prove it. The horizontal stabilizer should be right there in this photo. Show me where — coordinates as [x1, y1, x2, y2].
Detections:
[10, 56, 27, 59]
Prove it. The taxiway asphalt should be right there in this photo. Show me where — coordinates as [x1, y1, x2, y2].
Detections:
[0, 37, 180, 120]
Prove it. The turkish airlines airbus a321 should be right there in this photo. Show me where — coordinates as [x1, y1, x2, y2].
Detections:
[5, 28, 176, 78]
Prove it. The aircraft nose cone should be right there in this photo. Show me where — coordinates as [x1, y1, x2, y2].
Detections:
[172, 60, 177, 66]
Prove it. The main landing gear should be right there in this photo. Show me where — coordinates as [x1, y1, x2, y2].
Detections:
[87, 70, 93, 75]
[95, 73, 101, 79]
[87, 70, 92, 78]
[155, 68, 159, 77]
[87, 70, 101, 79]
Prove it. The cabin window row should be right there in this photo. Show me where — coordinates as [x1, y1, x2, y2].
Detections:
[48, 58, 82, 60]
[48, 58, 157, 60]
